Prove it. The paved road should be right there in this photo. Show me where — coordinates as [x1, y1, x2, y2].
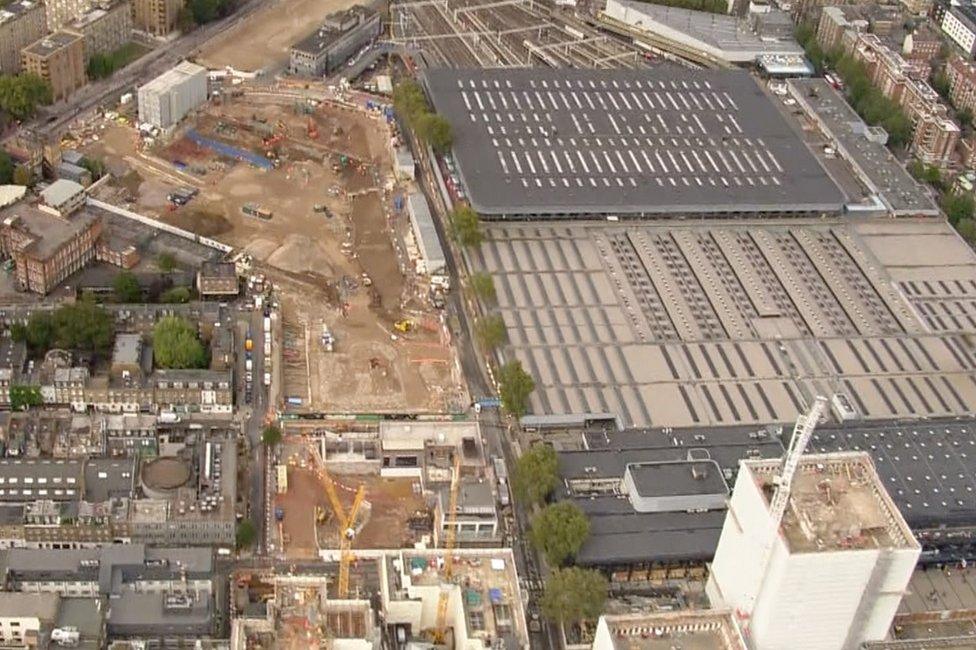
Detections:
[32, 0, 265, 139]
[236, 306, 270, 555]
[410, 129, 558, 650]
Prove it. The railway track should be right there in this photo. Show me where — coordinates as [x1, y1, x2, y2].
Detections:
[393, 0, 645, 68]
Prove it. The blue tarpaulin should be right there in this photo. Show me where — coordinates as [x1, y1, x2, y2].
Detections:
[186, 129, 274, 170]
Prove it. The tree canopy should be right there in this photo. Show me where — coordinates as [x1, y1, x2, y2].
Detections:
[469, 272, 496, 302]
[11, 303, 114, 355]
[262, 425, 282, 446]
[393, 80, 454, 152]
[497, 359, 535, 418]
[157, 252, 176, 273]
[236, 520, 256, 549]
[0, 74, 52, 120]
[0, 150, 13, 184]
[531, 502, 590, 567]
[540, 567, 608, 624]
[114, 271, 142, 303]
[957, 218, 976, 246]
[942, 192, 976, 225]
[449, 205, 483, 247]
[160, 286, 192, 303]
[512, 443, 558, 507]
[9, 385, 42, 411]
[153, 316, 208, 369]
[475, 314, 507, 350]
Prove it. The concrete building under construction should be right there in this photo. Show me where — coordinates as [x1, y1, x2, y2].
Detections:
[707, 451, 920, 650]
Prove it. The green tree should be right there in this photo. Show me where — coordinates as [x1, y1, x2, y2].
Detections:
[392, 80, 429, 128]
[87, 54, 112, 80]
[418, 113, 453, 153]
[12, 165, 31, 186]
[958, 218, 976, 245]
[960, 108, 974, 131]
[236, 520, 256, 549]
[449, 205, 483, 247]
[9, 385, 42, 411]
[0, 74, 52, 119]
[80, 157, 105, 180]
[189, 0, 221, 23]
[153, 316, 208, 369]
[540, 567, 608, 625]
[262, 425, 282, 446]
[114, 271, 142, 303]
[512, 443, 558, 507]
[157, 252, 176, 273]
[475, 314, 507, 350]
[932, 70, 951, 99]
[52, 302, 114, 354]
[0, 150, 13, 184]
[942, 192, 976, 225]
[497, 359, 535, 418]
[177, 5, 197, 31]
[531, 502, 590, 567]
[11, 312, 55, 352]
[160, 286, 191, 303]
[469, 272, 496, 302]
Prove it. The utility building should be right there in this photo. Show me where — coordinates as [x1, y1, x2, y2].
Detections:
[706, 451, 920, 650]
[137, 61, 207, 130]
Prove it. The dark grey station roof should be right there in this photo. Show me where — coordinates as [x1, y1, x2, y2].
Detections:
[423, 67, 845, 217]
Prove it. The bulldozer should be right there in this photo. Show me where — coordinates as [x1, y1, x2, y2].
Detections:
[393, 320, 413, 333]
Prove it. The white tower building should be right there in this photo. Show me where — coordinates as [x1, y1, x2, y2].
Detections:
[706, 451, 920, 650]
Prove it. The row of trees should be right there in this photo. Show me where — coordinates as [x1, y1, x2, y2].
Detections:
[510, 445, 607, 624]
[392, 81, 454, 154]
[87, 43, 145, 80]
[637, 0, 725, 12]
[11, 302, 115, 355]
[908, 160, 976, 245]
[0, 73, 51, 120]
[795, 24, 912, 148]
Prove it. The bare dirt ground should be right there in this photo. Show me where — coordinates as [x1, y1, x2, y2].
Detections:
[195, 0, 363, 71]
[277, 464, 427, 558]
[83, 94, 466, 414]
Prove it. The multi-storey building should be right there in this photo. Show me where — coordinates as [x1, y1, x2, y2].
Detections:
[790, 0, 855, 24]
[0, 593, 60, 647]
[289, 6, 380, 76]
[44, 0, 93, 30]
[818, 10, 960, 164]
[68, 0, 132, 59]
[0, 207, 102, 295]
[131, 0, 180, 37]
[941, 2, 976, 58]
[947, 55, 976, 114]
[707, 452, 920, 650]
[137, 61, 208, 130]
[0, 0, 47, 74]
[20, 31, 87, 103]
[902, 0, 934, 14]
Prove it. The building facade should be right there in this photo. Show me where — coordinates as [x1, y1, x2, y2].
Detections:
[137, 61, 208, 129]
[947, 56, 976, 115]
[69, 0, 132, 59]
[289, 6, 380, 76]
[0, 210, 102, 295]
[706, 452, 920, 650]
[21, 32, 87, 103]
[131, 0, 180, 37]
[941, 3, 976, 57]
[0, 0, 47, 74]
[818, 13, 960, 164]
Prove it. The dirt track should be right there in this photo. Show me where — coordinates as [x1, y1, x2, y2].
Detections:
[196, 0, 364, 71]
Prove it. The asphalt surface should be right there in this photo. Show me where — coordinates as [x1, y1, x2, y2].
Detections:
[32, 0, 266, 140]
[410, 128, 558, 650]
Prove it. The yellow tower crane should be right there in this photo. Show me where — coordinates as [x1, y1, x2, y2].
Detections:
[309, 442, 366, 599]
[433, 452, 463, 644]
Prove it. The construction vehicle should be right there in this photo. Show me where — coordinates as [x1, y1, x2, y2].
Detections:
[394, 320, 413, 333]
[308, 442, 366, 598]
[244, 332, 254, 352]
[432, 453, 463, 644]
